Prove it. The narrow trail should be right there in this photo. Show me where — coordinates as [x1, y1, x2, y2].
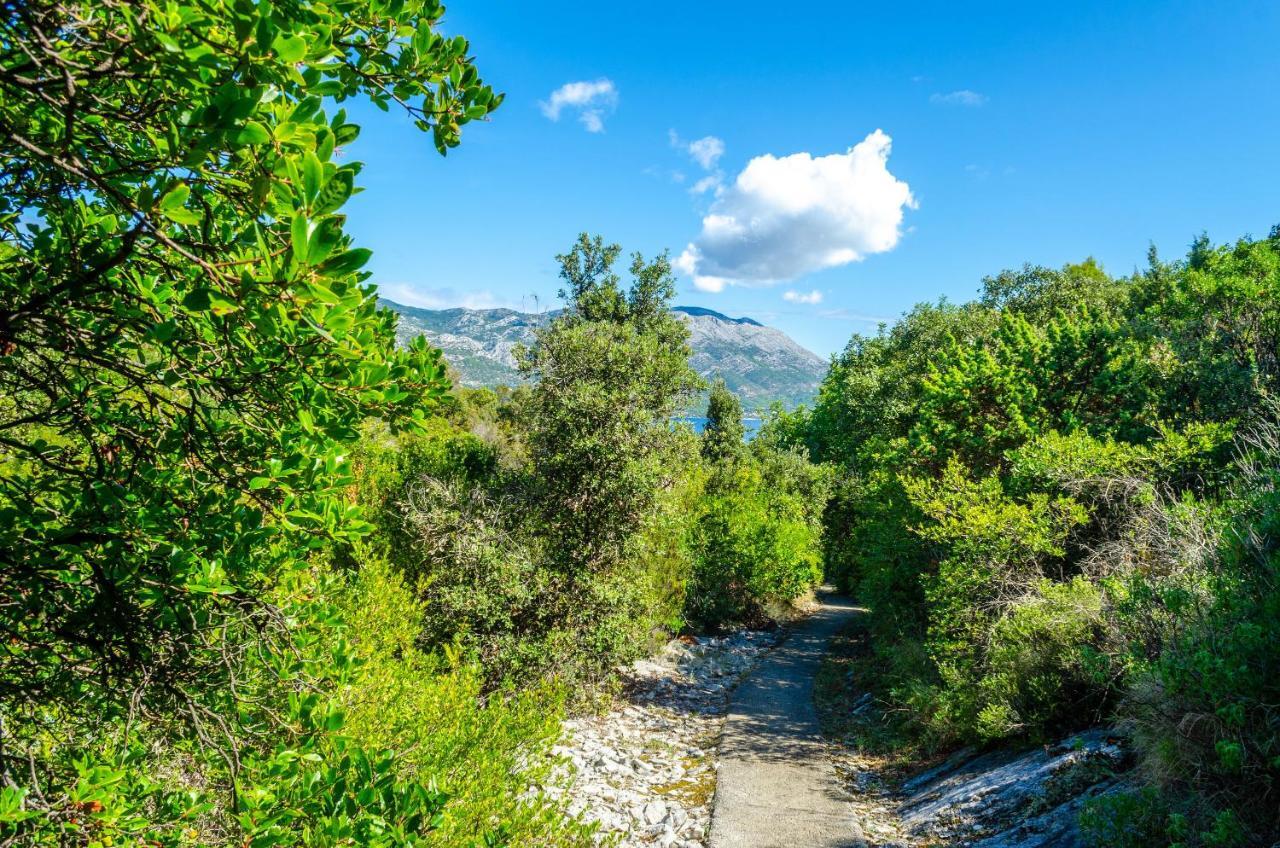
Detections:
[708, 592, 864, 848]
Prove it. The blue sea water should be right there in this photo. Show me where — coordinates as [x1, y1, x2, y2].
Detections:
[675, 417, 763, 441]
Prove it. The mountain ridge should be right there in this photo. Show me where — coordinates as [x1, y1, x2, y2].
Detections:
[382, 299, 826, 410]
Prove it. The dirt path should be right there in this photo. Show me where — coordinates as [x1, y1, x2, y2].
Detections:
[707, 593, 865, 848]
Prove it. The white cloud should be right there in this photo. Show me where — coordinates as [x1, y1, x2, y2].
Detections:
[930, 89, 987, 107]
[540, 79, 618, 132]
[675, 130, 916, 290]
[783, 289, 823, 305]
[669, 130, 725, 170]
[687, 136, 725, 169]
[690, 174, 722, 195]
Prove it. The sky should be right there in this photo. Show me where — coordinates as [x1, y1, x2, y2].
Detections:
[343, 0, 1280, 358]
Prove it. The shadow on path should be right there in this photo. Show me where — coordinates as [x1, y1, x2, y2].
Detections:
[708, 592, 866, 848]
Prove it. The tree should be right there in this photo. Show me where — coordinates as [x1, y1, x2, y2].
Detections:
[0, 0, 498, 841]
[702, 378, 745, 463]
[518, 234, 701, 574]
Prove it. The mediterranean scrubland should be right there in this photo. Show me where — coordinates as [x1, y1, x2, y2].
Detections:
[1, 2, 1276, 847]
[796, 241, 1280, 846]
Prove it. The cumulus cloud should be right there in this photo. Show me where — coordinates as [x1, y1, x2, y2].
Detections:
[687, 136, 725, 169]
[669, 130, 725, 170]
[674, 130, 916, 291]
[540, 79, 618, 132]
[783, 289, 823, 305]
[930, 89, 987, 107]
[690, 174, 722, 196]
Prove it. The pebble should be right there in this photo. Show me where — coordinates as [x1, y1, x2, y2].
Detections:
[543, 629, 779, 846]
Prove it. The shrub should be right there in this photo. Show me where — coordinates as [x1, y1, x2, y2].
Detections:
[0, 0, 499, 840]
[1079, 787, 1179, 848]
[628, 464, 705, 637]
[1115, 437, 1280, 844]
[336, 557, 592, 848]
[688, 448, 828, 628]
[702, 378, 747, 463]
[349, 237, 705, 690]
[975, 578, 1111, 741]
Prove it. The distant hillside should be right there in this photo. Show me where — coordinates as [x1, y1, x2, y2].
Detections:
[383, 300, 827, 410]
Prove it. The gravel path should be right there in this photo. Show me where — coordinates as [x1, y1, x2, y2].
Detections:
[550, 630, 782, 846]
[708, 593, 864, 848]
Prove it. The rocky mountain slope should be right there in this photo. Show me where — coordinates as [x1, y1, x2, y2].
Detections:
[383, 300, 827, 410]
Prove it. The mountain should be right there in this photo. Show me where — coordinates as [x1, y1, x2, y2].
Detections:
[384, 300, 828, 410]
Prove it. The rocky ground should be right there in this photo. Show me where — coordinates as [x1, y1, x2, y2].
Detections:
[547, 629, 781, 847]
[548, 613, 1126, 848]
[826, 717, 1129, 847]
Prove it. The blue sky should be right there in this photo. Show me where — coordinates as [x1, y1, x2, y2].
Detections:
[344, 0, 1280, 357]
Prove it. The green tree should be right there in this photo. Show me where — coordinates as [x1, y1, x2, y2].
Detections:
[0, 0, 499, 841]
[512, 234, 702, 678]
[702, 377, 746, 463]
[519, 233, 701, 573]
[688, 443, 829, 628]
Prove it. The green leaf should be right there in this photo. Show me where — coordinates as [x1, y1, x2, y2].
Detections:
[303, 152, 323, 205]
[158, 182, 190, 212]
[182, 288, 212, 311]
[318, 248, 371, 277]
[312, 170, 354, 216]
[291, 215, 311, 261]
[182, 288, 239, 314]
[289, 95, 322, 124]
[234, 122, 271, 146]
[273, 33, 307, 63]
[158, 183, 200, 225]
[307, 218, 345, 265]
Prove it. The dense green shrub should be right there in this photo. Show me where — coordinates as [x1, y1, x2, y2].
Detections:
[901, 461, 1089, 741]
[805, 232, 1280, 843]
[336, 557, 592, 848]
[348, 236, 704, 690]
[973, 577, 1109, 741]
[630, 466, 706, 636]
[684, 390, 832, 629]
[688, 445, 829, 629]
[510, 234, 703, 680]
[1108, 420, 1280, 845]
[1079, 787, 1181, 848]
[702, 378, 747, 463]
[0, 0, 501, 841]
[518, 235, 701, 573]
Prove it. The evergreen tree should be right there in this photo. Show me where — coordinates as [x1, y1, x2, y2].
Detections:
[517, 234, 701, 661]
[702, 378, 746, 463]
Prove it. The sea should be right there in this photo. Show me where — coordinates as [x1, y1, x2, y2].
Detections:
[674, 417, 763, 441]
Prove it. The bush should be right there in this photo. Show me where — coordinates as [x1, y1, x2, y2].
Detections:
[975, 578, 1110, 741]
[1112, 424, 1280, 845]
[336, 557, 593, 848]
[688, 447, 828, 629]
[1079, 787, 1179, 848]
[629, 465, 705, 637]
[348, 236, 705, 691]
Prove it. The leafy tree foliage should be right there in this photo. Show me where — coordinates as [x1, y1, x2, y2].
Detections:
[807, 231, 1280, 845]
[688, 387, 828, 629]
[0, 0, 504, 842]
[701, 377, 746, 463]
[518, 233, 701, 575]
[688, 442, 828, 629]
